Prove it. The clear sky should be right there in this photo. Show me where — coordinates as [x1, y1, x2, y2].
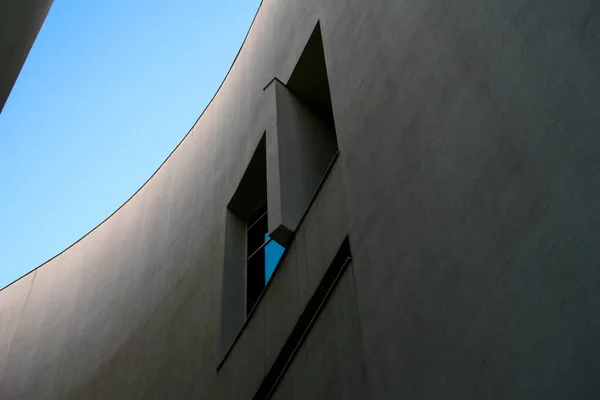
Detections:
[0, 0, 261, 289]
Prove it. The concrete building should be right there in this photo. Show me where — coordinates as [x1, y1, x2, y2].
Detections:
[1, 0, 599, 399]
[0, 0, 53, 114]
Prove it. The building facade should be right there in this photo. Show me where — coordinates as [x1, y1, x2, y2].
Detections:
[1, 0, 600, 399]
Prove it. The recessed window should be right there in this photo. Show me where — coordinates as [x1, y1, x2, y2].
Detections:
[219, 21, 339, 362]
[246, 202, 285, 314]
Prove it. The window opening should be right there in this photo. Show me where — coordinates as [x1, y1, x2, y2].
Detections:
[246, 202, 285, 314]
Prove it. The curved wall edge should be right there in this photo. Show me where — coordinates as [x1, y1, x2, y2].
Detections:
[0, 0, 265, 294]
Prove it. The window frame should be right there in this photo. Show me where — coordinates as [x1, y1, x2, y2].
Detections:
[245, 201, 285, 315]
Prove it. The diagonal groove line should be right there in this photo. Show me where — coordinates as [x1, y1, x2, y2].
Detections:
[253, 237, 351, 400]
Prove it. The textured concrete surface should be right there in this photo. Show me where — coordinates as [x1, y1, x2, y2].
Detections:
[271, 262, 368, 400]
[0, 0, 53, 113]
[1, 0, 599, 399]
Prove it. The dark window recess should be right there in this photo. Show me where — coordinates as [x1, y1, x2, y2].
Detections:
[246, 202, 285, 315]
[286, 21, 338, 137]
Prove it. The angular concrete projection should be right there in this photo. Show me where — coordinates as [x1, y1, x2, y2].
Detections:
[265, 22, 339, 246]
[265, 79, 338, 245]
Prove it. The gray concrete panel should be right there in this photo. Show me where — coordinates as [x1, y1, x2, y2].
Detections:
[322, 0, 600, 398]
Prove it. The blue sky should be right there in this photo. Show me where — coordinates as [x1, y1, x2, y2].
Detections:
[0, 0, 261, 289]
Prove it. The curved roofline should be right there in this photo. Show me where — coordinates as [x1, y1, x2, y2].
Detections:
[0, 0, 264, 293]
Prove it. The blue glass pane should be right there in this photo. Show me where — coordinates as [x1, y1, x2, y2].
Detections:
[264, 238, 284, 283]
